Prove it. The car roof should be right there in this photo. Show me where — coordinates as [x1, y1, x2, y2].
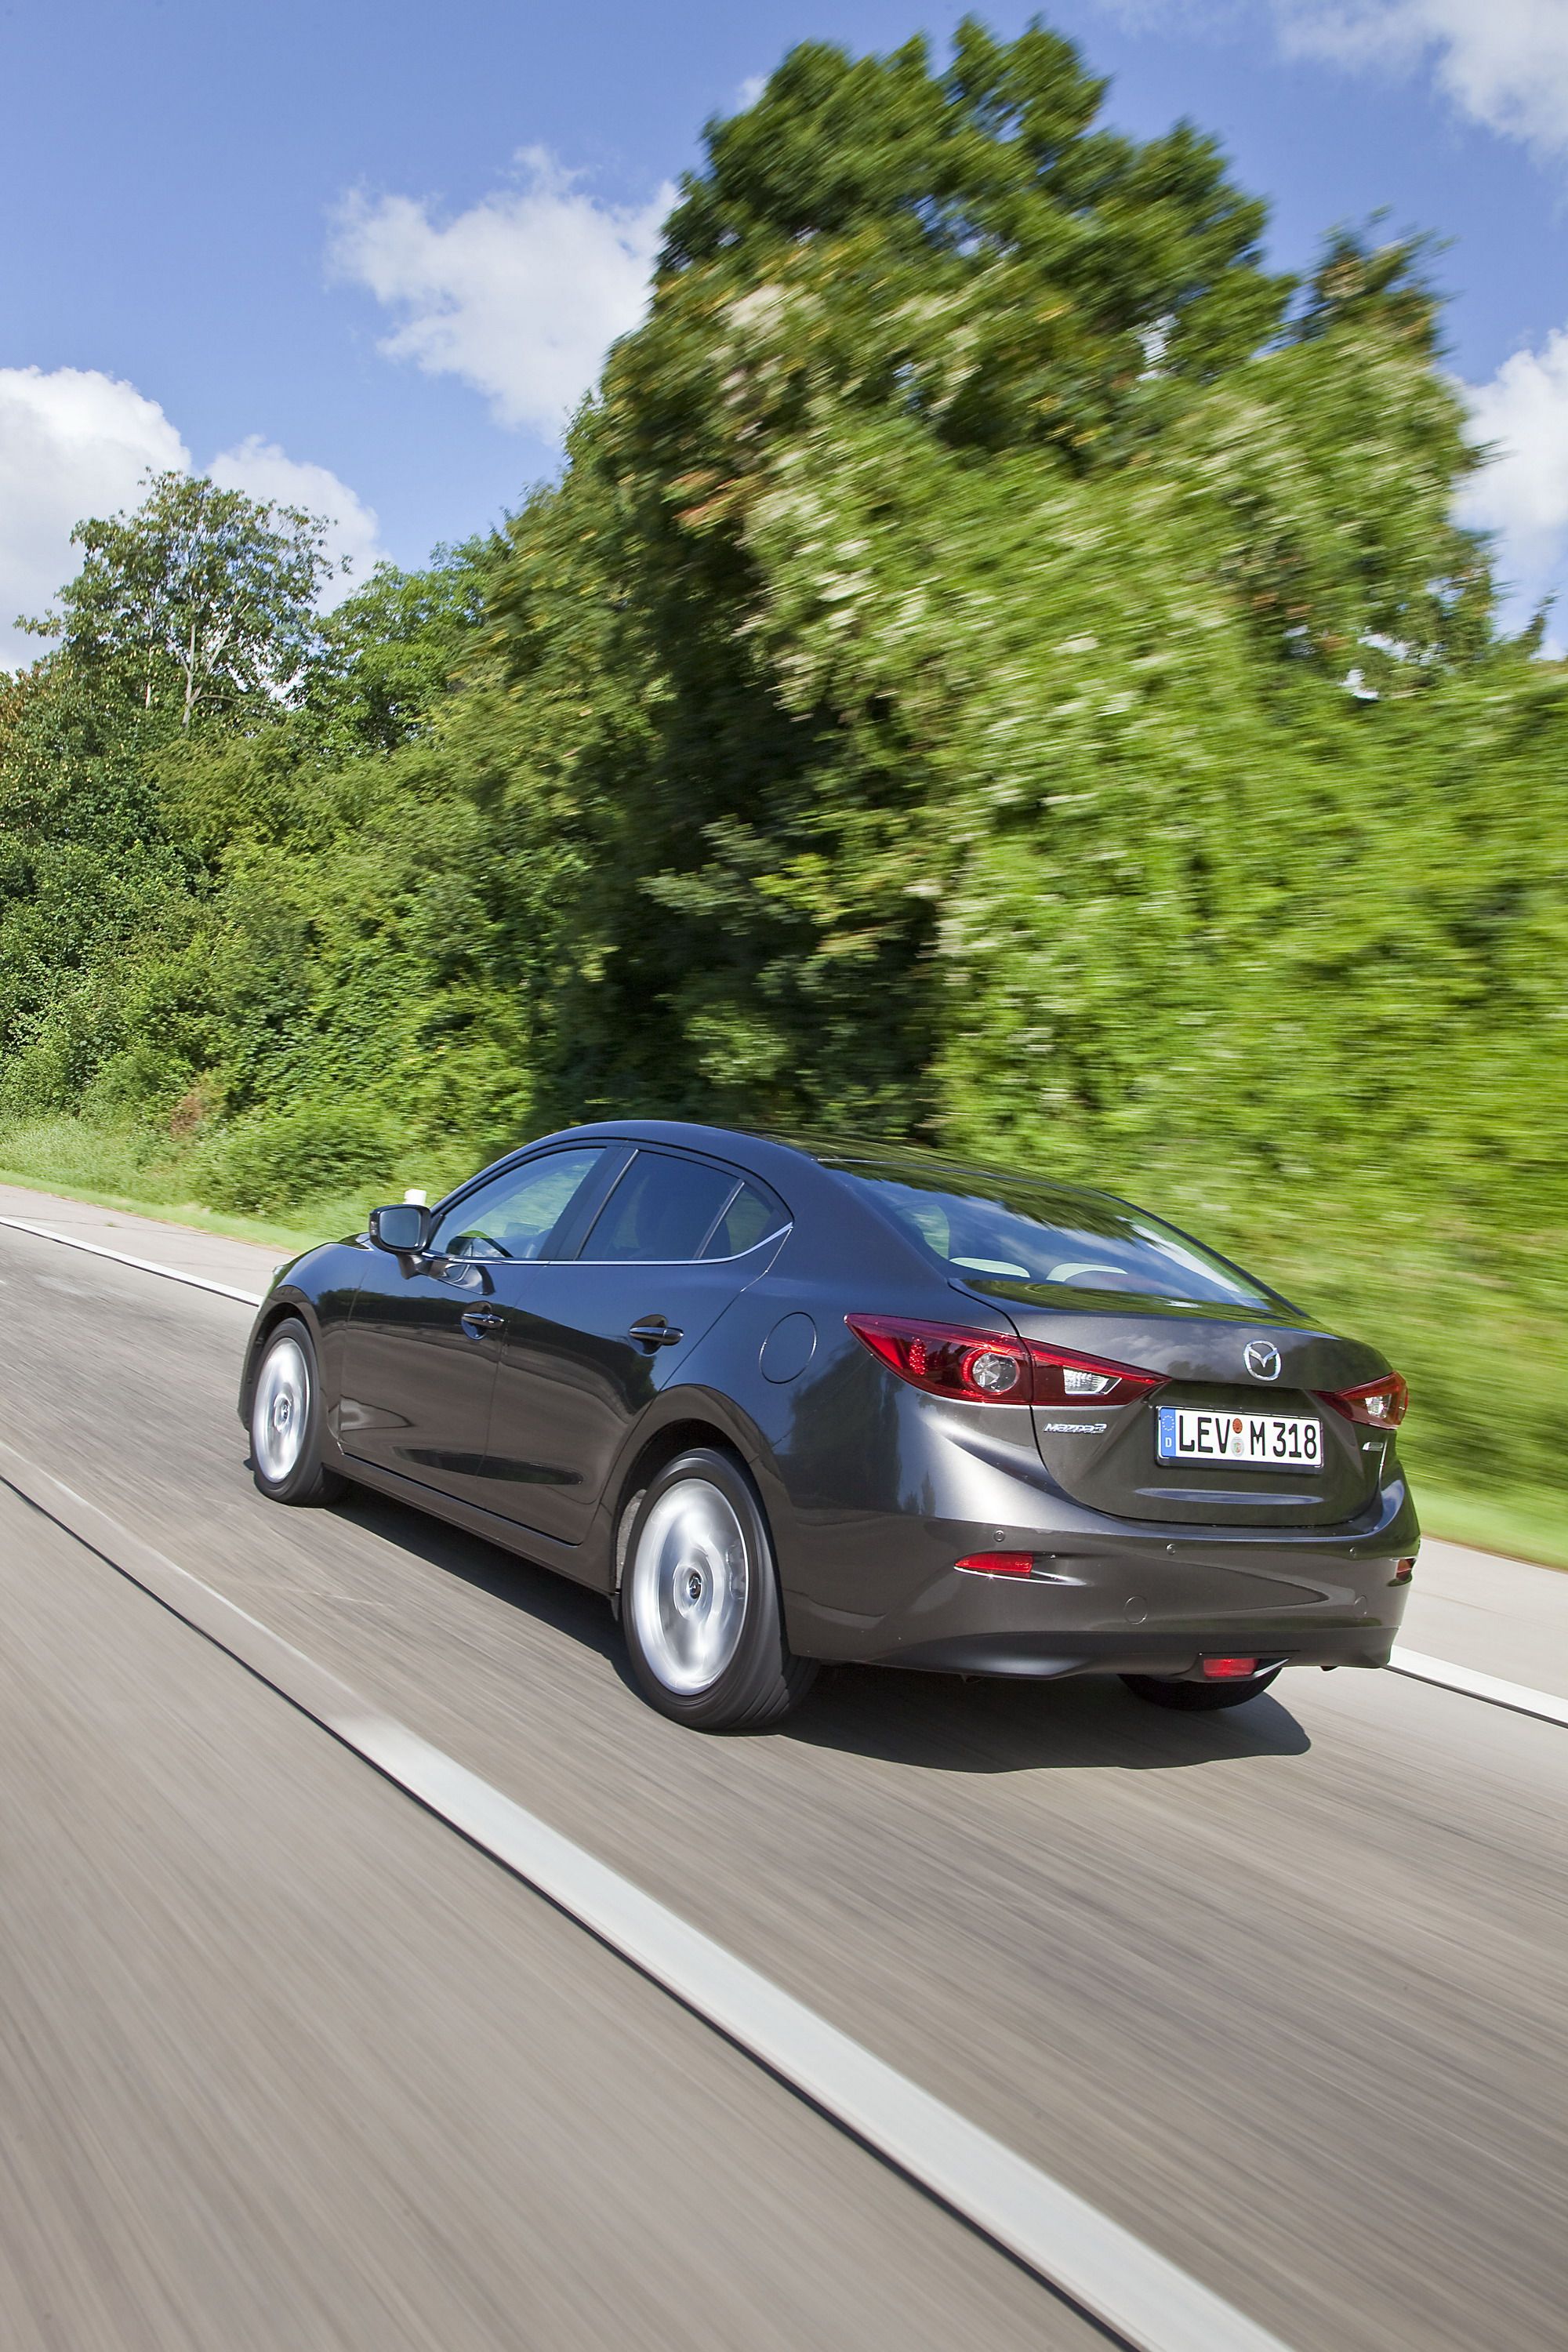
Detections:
[528, 1118, 1112, 1212]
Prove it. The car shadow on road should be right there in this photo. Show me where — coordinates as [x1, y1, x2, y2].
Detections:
[783, 1662, 1312, 1773]
[331, 1485, 630, 1663]
[329, 1483, 1312, 1774]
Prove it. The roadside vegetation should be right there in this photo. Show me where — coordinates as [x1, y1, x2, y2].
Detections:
[2, 20, 1563, 1553]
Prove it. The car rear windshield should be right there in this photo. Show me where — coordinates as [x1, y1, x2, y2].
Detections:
[835, 1163, 1276, 1309]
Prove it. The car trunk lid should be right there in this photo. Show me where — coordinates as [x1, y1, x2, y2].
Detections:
[958, 1281, 1392, 1528]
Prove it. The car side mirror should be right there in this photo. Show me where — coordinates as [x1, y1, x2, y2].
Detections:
[368, 1203, 431, 1254]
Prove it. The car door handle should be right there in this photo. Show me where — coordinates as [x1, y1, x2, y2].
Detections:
[459, 1308, 504, 1338]
[629, 1316, 684, 1349]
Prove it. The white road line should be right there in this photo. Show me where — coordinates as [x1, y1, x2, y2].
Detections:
[0, 1212, 264, 1306]
[4, 1209, 1565, 1738]
[0, 1436, 1295, 2352]
[1388, 1647, 1568, 1729]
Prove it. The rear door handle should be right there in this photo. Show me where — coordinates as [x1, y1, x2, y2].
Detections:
[459, 1308, 504, 1338]
[629, 1316, 684, 1349]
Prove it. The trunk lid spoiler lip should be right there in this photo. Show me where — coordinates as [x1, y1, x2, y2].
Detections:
[946, 1273, 1308, 1326]
[945, 1279, 1390, 1390]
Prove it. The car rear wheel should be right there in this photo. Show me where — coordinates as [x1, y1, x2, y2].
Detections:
[1121, 1666, 1283, 1712]
[250, 1317, 344, 1506]
[620, 1448, 816, 1731]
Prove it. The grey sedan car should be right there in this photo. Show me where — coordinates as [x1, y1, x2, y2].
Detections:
[239, 1122, 1417, 1730]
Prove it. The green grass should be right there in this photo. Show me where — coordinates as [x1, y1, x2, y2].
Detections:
[0, 1163, 360, 1257]
[0, 1116, 390, 1258]
[1414, 1484, 1568, 1573]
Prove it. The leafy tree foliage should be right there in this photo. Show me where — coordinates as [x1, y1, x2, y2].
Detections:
[482, 25, 1497, 1134]
[23, 470, 339, 732]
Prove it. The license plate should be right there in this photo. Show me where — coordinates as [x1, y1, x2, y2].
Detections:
[1156, 1406, 1323, 1468]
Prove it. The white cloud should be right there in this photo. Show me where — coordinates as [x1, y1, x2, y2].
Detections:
[1106, 2, 1568, 151]
[209, 435, 383, 608]
[1277, 1, 1568, 152]
[738, 74, 768, 107]
[0, 366, 188, 667]
[329, 147, 673, 437]
[0, 369, 384, 669]
[1457, 328, 1568, 648]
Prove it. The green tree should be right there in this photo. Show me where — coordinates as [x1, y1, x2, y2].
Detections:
[22, 470, 338, 731]
[484, 20, 1490, 1129]
[300, 543, 496, 757]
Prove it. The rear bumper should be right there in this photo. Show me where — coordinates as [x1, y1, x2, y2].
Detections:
[780, 1485, 1419, 1675]
[876, 1623, 1401, 1679]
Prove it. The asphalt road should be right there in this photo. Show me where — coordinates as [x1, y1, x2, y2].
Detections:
[0, 1210, 1563, 2352]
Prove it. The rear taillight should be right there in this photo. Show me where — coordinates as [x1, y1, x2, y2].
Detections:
[845, 1316, 1030, 1400]
[1317, 1372, 1409, 1429]
[845, 1316, 1163, 1407]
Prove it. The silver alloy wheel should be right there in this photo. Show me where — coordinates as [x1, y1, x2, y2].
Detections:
[253, 1335, 310, 1485]
[628, 1479, 750, 1696]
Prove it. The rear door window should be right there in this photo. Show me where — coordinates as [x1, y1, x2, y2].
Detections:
[579, 1150, 746, 1263]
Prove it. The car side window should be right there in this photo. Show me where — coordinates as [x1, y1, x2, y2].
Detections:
[429, 1149, 605, 1262]
[579, 1150, 741, 1263]
[702, 1180, 789, 1260]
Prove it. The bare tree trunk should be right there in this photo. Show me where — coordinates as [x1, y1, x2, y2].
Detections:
[182, 615, 198, 730]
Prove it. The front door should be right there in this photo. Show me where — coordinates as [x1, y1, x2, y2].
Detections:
[479, 1148, 790, 1552]
[337, 1145, 610, 1510]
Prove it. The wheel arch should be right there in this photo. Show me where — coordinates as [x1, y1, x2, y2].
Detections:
[238, 1292, 328, 1425]
[601, 1391, 778, 1596]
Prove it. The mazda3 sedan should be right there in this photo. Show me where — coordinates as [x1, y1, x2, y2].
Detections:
[239, 1122, 1417, 1730]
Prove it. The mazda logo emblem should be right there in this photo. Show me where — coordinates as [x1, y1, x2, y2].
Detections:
[1244, 1341, 1282, 1381]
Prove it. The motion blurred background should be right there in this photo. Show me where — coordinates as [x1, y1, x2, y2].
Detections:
[1, 4, 1563, 1559]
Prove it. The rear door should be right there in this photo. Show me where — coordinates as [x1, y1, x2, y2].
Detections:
[477, 1149, 789, 1552]
[337, 1146, 610, 1508]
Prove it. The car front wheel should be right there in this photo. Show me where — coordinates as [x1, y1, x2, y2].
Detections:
[620, 1448, 816, 1732]
[249, 1317, 344, 1506]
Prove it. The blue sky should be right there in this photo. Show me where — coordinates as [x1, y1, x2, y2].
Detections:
[2, 0, 1564, 659]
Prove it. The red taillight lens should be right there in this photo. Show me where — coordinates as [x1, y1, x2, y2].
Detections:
[845, 1316, 1030, 1400]
[845, 1316, 1163, 1407]
[1317, 1372, 1409, 1429]
[1203, 1657, 1260, 1680]
[955, 1552, 1036, 1577]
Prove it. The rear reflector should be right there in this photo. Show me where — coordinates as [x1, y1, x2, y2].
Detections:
[1202, 1656, 1258, 1680]
[1394, 1557, 1416, 1583]
[955, 1552, 1036, 1577]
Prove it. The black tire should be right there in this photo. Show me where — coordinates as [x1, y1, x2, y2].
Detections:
[249, 1316, 345, 1506]
[1121, 1665, 1283, 1712]
[619, 1447, 817, 1732]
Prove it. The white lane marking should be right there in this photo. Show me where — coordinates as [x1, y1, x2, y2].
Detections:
[0, 1437, 1294, 2352]
[1388, 1647, 1568, 1729]
[0, 1212, 264, 1306]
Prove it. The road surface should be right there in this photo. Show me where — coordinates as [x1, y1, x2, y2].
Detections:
[0, 1189, 1562, 2351]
